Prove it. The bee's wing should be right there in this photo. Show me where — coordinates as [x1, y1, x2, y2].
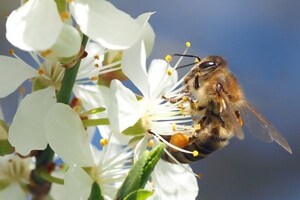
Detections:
[220, 93, 245, 140]
[240, 101, 292, 154]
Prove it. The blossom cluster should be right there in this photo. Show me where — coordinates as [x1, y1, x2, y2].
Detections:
[0, 0, 198, 199]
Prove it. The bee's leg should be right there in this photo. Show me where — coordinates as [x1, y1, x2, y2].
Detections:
[162, 94, 191, 104]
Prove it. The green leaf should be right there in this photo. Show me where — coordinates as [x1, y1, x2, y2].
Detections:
[115, 144, 164, 200]
[124, 189, 153, 200]
[0, 140, 14, 156]
[88, 181, 104, 200]
[82, 118, 110, 127]
[122, 119, 147, 136]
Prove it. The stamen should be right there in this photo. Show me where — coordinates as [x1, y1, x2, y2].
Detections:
[90, 76, 99, 81]
[167, 68, 173, 76]
[172, 123, 177, 131]
[185, 41, 191, 48]
[193, 150, 199, 157]
[9, 49, 14, 55]
[147, 139, 155, 148]
[94, 55, 100, 60]
[100, 138, 108, 146]
[38, 68, 45, 75]
[165, 54, 172, 63]
[18, 86, 26, 95]
[41, 49, 53, 57]
[94, 64, 99, 68]
[182, 96, 188, 102]
[60, 12, 70, 21]
[194, 124, 201, 131]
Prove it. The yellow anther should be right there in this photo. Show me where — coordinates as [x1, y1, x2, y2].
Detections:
[185, 41, 191, 48]
[165, 54, 172, 63]
[18, 86, 26, 95]
[100, 138, 108, 146]
[94, 55, 100, 60]
[182, 96, 188, 102]
[90, 76, 99, 81]
[9, 49, 14, 55]
[147, 139, 154, 148]
[192, 150, 199, 157]
[194, 124, 201, 131]
[38, 68, 45, 75]
[73, 106, 81, 113]
[172, 123, 177, 132]
[195, 57, 200, 63]
[167, 68, 173, 76]
[177, 103, 183, 110]
[60, 12, 70, 21]
[41, 49, 53, 57]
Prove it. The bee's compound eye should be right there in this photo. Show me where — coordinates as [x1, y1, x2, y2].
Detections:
[199, 61, 218, 69]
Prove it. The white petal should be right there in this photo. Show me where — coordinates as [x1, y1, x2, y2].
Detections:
[6, 0, 63, 51]
[147, 59, 178, 99]
[73, 84, 108, 117]
[45, 103, 95, 167]
[122, 40, 149, 97]
[70, 0, 151, 49]
[65, 165, 93, 200]
[8, 86, 56, 155]
[136, 13, 155, 57]
[49, 24, 81, 58]
[151, 160, 198, 200]
[0, 56, 36, 98]
[0, 183, 27, 200]
[108, 80, 143, 133]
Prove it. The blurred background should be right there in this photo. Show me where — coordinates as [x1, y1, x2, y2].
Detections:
[1, 0, 299, 199]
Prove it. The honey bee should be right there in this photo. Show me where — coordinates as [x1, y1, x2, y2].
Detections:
[161, 55, 292, 163]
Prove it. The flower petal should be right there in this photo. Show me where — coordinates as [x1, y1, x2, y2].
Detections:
[122, 40, 149, 97]
[0, 56, 36, 98]
[151, 160, 198, 200]
[8, 86, 56, 155]
[108, 80, 143, 133]
[49, 24, 81, 58]
[0, 183, 27, 200]
[147, 59, 178, 99]
[6, 0, 63, 51]
[136, 13, 155, 57]
[70, 0, 151, 49]
[44, 103, 95, 167]
[64, 164, 93, 200]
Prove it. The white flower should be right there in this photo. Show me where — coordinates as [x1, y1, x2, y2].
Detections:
[1, 41, 107, 155]
[44, 103, 132, 200]
[0, 154, 34, 200]
[6, 0, 81, 58]
[107, 40, 199, 199]
[70, 0, 154, 50]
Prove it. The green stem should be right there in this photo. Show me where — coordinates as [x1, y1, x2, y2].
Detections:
[57, 34, 89, 104]
[30, 35, 89, 198]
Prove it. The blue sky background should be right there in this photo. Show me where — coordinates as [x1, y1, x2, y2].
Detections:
[1, 0, 300, 199]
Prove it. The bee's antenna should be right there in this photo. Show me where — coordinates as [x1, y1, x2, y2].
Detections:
[176, 62, 199, 69]
[172, 54, 201, 70]
[173, 54, 201, 62]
